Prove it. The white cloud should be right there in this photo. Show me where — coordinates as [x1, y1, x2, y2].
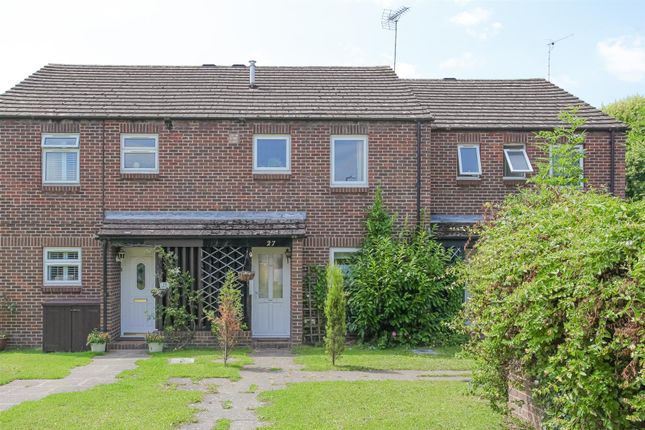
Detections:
[449, 7, 491, 27]
[395, 62, 418, 78]
[597, 36, 645, 82]
[439, 52, 476, 70]
[492, 21, 503, 30]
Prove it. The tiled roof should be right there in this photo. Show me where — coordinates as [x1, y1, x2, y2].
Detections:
[98, 211, 307, 238]
[406, 78, 624, 130]
[0, 64, 430, 120]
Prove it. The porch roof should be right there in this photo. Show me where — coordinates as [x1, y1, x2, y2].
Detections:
[98, 211, 307, 239]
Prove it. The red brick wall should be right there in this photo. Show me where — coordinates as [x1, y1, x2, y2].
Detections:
[0, 118, 625, 347]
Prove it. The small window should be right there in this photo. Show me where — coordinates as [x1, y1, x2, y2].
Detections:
[44, 248, 82, 286]
[42, 134, 80, 184]
[331, 136, 368, 187]
[136, 263, 145, 290]
[330, 248, 359, 275]
[253, 135, 290, 172]
[121, 134, 158, 173]
[550, 144, 584, 177]
[457, 144, 481, 177]
[503, 144, 533, 178]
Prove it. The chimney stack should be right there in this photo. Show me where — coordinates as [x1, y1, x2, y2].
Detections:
[249, 60, 257, 88]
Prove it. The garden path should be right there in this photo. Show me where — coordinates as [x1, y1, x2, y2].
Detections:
[176, 349, 472, 430]
[0, 350, 146, 411]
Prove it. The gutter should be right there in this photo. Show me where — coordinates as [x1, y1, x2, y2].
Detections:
[102, 239, 108, 332]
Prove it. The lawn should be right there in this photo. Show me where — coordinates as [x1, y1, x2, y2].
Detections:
[293, 345, 473, 371]
[257, 380, 502, 429]
[0, 350, 95, 385]
[0, 349, 252, 430]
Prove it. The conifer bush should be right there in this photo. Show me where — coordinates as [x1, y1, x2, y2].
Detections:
[324, 264, 346, 366]
[206, 271, 244, 366]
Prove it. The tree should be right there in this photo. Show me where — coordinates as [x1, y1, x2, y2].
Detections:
[206, 271, 244, 366]
[324, 264, 346, 366]
[530, 107, 586, 187]
[603, 95, 645, 200]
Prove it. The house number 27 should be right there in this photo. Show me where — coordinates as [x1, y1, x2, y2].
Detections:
[266, 240, 276, 247]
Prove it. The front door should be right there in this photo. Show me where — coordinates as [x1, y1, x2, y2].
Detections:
[120, 247, 156, 337]
[251, 247, 291, 338]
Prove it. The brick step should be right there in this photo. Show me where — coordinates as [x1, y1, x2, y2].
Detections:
[111, 338, 146, 350]
[252, 338, 292, 349]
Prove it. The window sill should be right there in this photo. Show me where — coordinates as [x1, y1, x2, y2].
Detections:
[503, 177, 527, 182]
[456, 176, 481, 182]
[42, 184, 82, 194]
[253, 173, 291, 181]
[330, 186, 370, 193]
[120, 173, 160, 180]
[42, 286, 82, 293]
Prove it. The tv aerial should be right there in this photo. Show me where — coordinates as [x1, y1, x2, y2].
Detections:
[547, 34, 573, 81]
[382, 6, 410, 73]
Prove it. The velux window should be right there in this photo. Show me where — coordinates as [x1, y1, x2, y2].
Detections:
[457, 144, 481, 177]
[44, 248, 82, 286]
[121, 134, 158, 173]
[331, 136, 368, 187]
[42, 134, 80, 184]
[253, 135, 290, 172]
[503, 144, 533, 178]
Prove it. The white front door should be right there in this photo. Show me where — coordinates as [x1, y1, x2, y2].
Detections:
[120, 247, 156, 337]
[251, 247, 291, 338]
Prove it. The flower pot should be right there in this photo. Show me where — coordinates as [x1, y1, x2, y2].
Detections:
[148, 342, 164, 353]
[0, 338, 7, 351]
[238, 271, 255, 282]
[90, 343, 106, 353]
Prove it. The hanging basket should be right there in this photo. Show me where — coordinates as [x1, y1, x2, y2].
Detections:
[238, 271, 255, 282]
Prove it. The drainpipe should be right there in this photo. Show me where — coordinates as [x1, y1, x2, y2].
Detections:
[416, 120, 422, 227]
[102, 240, 108, 332]
[609, 129, 615, 194]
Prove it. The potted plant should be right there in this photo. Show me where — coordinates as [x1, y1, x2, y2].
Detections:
[86, 329, 110, 352]
[0, 331, 8, 351]
[238, 271, 255, 282]
[146, 331, 165, 353]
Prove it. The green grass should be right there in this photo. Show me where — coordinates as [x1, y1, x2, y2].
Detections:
[293, 345, 473, 371]
[0, 349, 252, 429]
[257, 380, 502, 429]
[246, 383, 258, 393]
[0, 350, 95, 385]
[213, 418, 231, 430]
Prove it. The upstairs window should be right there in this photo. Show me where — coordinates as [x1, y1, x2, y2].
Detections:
[457, 144, 481, 177]
[253, 135, 290, 173]
[121, 134, 158, 173]
[42, 134, 80, 184]
[503, 144, 533, 178]
[43, 248, 82, 286]
[331, 135, 368, 187]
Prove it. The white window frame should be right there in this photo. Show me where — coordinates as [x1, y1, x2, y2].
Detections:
[503, 144, 533, 179]
[457, 144, 482, 177]
[503, 145, 533, 173]
[549, 144, 584, 178]
[252, 134, 291, 173]
[43, 247, 82, 286]
[330, 135, 368, 187]
[41, 134, 80, 184]
[120, 134, 159, 173]
[329, 247, 360, 265]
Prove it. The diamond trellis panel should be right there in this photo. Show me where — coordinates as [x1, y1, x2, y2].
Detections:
[200, 246, 247, 324]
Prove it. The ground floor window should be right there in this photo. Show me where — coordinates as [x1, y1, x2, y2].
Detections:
[329, 248, 359, 274]
[43, 248, 82, 286]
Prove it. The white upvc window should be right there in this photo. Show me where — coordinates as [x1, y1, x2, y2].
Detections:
[42, 134, 80, 184]
[503, 144, 533, 178]
[43, 248, 82, 286]
[121, 134, 159, 173]
[457, 144, 482, 177]
[329, 247, 359, 274]
[331, 135, 368, 187]
[550, 144, 584, 176]
[253, 135, 291, 173]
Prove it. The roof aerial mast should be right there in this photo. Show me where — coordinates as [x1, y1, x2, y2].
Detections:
[546, 33, 573, 81]
[382, 6, 410, 73]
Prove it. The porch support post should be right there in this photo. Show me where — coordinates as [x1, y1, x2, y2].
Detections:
[102, 239, 108, 332]
[290, 237, 305, 344]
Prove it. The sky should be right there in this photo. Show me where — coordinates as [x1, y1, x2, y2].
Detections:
[0, 0, 643, 108]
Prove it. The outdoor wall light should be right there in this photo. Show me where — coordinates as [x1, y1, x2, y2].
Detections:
[115, 248, 126, 263]
[285, 248, 292, 262]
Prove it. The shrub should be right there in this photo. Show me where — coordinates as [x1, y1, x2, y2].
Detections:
[460, 186, 645, 429]
[206, 271, 244, 366]
[86, 329, 110, 345]
[324, 264, 346, 365]
[347, 187, 462, 347]
[145, 331, 165, 344]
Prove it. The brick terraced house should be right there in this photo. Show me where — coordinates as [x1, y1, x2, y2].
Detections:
[0, 63, 625, 350]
